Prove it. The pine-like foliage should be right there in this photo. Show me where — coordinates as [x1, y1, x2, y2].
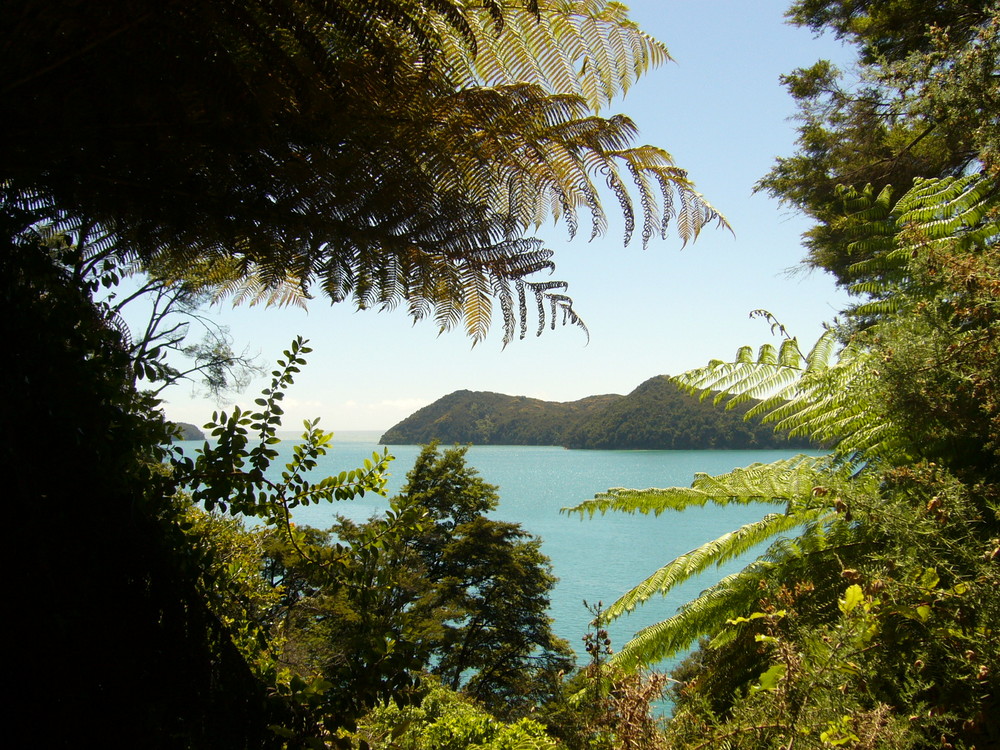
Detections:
[2, 0, 727, 345]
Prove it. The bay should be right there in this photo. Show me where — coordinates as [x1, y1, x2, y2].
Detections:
[179, 432, 810, 673]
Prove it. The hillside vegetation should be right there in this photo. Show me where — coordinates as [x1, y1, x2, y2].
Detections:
[173, 422, 206, 441]
[380, 377, 814, 450]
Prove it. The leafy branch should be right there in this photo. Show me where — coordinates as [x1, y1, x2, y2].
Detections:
[173, 337, 392, 529]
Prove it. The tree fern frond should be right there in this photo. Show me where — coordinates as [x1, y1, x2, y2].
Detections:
[436, 0, 673, 111]
[609, 562, 775, 670]
[565, 486, 723, 519]
[669, 330, 893, 457]
[692, 456, 831, 503]
[608, 499, 860, 669]
[564, 455, 841, 637]
[459, 259, 494, 341]
[4, 0, 724, 348]
[844, 172, 999, 310]
[599, 172, 998, 677]
[845, 297, 903, 319]
[211, 269, 312, 310]
[603, 509, 827, 622]
[565, 455, 832, 518]
[419, 83, 725, 249]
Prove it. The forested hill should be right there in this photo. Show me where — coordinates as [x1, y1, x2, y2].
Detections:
[380, 390, 622, 446]
[380, 377, 815, 449]
[172, 421, 206, 441]
[564, 376, 812, 449]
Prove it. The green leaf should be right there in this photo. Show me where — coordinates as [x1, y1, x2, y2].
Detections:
[753, 663, 786, 692]
[919, 567, 940, 590]
[839, 584, 864, 615]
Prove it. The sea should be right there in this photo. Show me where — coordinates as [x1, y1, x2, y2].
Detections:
[176, 431, 814, 676]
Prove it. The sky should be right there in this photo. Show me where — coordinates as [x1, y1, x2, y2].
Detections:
[149, 1, 857, 433]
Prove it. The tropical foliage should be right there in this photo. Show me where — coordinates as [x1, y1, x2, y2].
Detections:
[3, 0, 725, 345]
[757, 0, 999, 281]
[259, 442, 574, 726]
[136, 352, 589, 745]
[9, 0, 997, 747]
[559, 6, 1000, 742]
[347, 677, 561, 750]
[2, 3, 722, 744]
[570, 169, 999, 746]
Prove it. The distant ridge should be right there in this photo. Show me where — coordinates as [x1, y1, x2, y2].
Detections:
[380, 377, 814, 450]
[380, 390, 621, 446]
[172, 421, 206, 441]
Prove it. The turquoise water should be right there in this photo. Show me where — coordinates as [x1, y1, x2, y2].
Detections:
[178, 433, 809, 673]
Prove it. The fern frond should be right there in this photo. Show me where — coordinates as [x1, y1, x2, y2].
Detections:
[422, 83, 726, 248]
[212, 270, 312, 310]
[600, 171, 998, 676]
[436, 0, 673, 111]
[565, 455, 844, 658]
[459, 259, 494, 340]
[564, 455, 829, 519]
[845, 172, 999, 310]
[670, 330, 897, 458]
[609, 562, 774, 670]
[4, 0, 726, 348]
[565, 486, 721, 518]
[604, 509, 828, 622]
[608, 501, 859, 669]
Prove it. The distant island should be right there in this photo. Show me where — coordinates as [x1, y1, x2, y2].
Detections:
[172, 421, 206, 441]
[380, 376, 816, 450]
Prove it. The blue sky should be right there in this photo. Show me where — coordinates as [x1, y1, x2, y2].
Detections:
[152, 1, 857, 432]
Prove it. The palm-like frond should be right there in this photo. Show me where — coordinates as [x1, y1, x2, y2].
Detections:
[2, 0, 726, 345]
[564, 456, 840, 627]
[182, 76, 724, 343]
[609, 561, 774, 671]
[151, 256, 314, 311]
[563, 456, 865, 668]
[605, 511, 826, 619]
[414, 83, 727, 247]
[609, 502, 860, 670]
[672, 330, 899, 459]
[436, 1, 673, 111]
[564, 455, 829, 519]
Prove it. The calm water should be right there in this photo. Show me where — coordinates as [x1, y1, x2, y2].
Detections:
[178, 432, 809, 672]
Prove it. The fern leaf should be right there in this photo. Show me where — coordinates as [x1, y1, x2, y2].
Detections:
[608, 499, 858, 669]
[609, 563, 774, 670]
[443, 0, 673, 111]
[604, 509, 827, 622]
